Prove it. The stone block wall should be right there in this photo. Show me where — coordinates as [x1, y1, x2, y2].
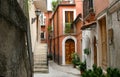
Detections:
[0, 0, 32, 77]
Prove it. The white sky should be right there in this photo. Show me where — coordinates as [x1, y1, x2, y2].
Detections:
[47, 0, 57, 11]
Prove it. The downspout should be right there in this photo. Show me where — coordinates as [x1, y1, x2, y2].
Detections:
[57, 9, 60, 64]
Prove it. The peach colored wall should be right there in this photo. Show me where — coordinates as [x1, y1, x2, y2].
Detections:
[94, 0, 109, 16]
[59, 6, 76, 36]
[75, 21, 82, 59]
[75, 0, 83, 15]
[51, 1, 83, 64]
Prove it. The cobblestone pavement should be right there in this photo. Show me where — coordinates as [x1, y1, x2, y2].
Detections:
[34, 61, 81, 77]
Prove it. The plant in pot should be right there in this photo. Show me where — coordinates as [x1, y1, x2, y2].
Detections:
[84, 48, 90, 55]
[81, 64, 106, 77]
[79, 60, 86, 74]
[71, 52, 80, 68]
[106, 67, 120, 77]
[47, 53, 52, 60]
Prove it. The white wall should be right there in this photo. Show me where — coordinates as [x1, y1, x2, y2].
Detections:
[82, 28, 97, 70]
[29, 1, 37, 52]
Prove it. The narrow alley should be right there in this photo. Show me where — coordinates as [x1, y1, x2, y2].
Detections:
[1, 0, 120, 77]
[34, 61, 80, 77]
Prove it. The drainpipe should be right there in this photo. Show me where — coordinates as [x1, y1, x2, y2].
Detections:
[57, 10, 60, 64]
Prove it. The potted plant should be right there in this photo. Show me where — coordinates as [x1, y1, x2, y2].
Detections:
[106, 67, 120, 77]
[47, 53, 52, 60]
[71, 52, 80, 68]
[84, 48, 90, 55]
[81, 64, 105, 77]
[79, 60, 86, 74]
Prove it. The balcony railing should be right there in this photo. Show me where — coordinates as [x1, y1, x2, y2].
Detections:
[83, 0, 94, 18]
[58, 0, 75, 4]
[65, 23, 75, 34]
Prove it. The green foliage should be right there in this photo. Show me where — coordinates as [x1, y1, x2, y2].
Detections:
[65, 23, 72, 33]
[84, 48, 90, 55]
[79, 60, 86, 72]
[71, 52, 80, 66]
[47, 53, 52, 60]
[81, 64, 120, 77]
[47, 26, 52, 33]
[52, 1, 58, 11]
[106, 67, 120, 77]
[82, 64, 105, 77]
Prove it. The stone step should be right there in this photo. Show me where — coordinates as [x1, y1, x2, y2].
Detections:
[34, 68, 48, 73]
[34, 57, 47, 59]
[34, 43, 48, 73]
[34, 65, 48, 69]
[34, 58, 47, 60]
[34, 60, 47, 63]
[34, 62, 47, 65]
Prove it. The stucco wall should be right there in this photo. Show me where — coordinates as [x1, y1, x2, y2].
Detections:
[107, 8, 120, 69]
[0, 18, 29, 77]
[29, 1, 37, 52]
[0, 0, 32, 77]
[94, 0, 109, 16]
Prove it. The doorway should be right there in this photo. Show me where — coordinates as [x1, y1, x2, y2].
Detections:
[65, 39, 75, 64]
[98, 17, 107, 69]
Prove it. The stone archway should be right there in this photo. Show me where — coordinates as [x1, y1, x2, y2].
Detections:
[62, 36, 77, 65]
[65, 39, 75, 64]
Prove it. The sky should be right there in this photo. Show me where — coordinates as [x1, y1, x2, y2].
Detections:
[47, 0, 57, 11]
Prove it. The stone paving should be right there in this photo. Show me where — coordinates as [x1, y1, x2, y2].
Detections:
[34, 61, 81, 77]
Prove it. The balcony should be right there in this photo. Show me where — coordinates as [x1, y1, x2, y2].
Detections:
[83, 0, 95, 19]
[58, 0, 75, 5]
[64, 23, 76, 34]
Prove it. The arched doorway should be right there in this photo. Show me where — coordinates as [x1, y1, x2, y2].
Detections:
[65, 39, 75, 64]
[93, 36, 97, 65]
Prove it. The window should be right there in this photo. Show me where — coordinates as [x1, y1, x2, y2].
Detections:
[65, 11, 73, 23]
[41, 32, 45, 39]
[65, 11, 74, 33]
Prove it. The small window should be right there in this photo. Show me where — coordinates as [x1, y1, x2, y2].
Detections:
[41, 32, 45, 40]
[65, 11, 74, 33]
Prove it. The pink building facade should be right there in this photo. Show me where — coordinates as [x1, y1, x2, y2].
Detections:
[50, 0, 83, 65]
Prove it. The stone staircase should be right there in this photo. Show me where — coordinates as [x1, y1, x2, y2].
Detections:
[34, 43, 48, 73]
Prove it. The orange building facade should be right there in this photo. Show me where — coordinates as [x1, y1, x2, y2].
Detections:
[50, 0, 83, 65]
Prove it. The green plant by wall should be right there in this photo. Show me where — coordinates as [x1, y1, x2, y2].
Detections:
[52, 1, 58, 11]
[71, 52, 80, 66]
[47, 26, 52, 33]
[106, 67, 120, 77]
[79, 60, 86, 72]
[81, 64, 120, 77]
[84, 48, 90, 55]
[65, 23, 72, 33]
[82, 64, 105, 77]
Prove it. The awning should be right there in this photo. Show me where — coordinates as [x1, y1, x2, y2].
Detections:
[33, 0, 47, 12]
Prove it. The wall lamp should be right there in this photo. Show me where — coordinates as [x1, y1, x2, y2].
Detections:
[31, 9, 41, 24]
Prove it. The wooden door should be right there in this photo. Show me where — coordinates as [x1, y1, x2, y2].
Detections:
[99, 17, 107, 69]
[94, 37, 97, 65]
[65, 39, 75, 64]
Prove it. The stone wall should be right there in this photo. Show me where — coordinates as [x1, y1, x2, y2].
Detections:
[0, 0, 32, 77]
[107, 0, 120, 69]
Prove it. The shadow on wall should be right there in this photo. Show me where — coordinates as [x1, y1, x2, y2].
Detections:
[0, 53, 7, 77]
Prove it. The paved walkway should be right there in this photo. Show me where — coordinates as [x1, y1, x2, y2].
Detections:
[34, 61, 81, 77]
